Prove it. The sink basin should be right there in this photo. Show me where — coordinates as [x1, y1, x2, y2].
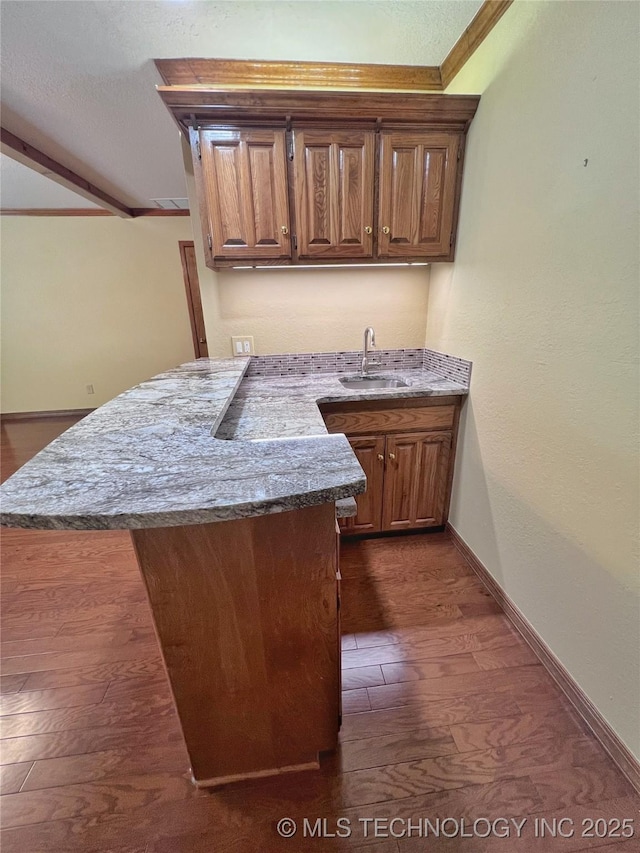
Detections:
[339, 375, 409, 389]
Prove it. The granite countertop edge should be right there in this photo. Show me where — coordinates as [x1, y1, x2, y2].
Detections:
[0, 357, 468, 530]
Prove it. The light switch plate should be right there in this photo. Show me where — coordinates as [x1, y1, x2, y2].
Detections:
[231, 336, 255, 357]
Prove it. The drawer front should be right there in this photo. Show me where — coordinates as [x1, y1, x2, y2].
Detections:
[324, 405, 455, 435]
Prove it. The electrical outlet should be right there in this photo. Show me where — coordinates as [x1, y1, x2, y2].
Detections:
[231, 336, 254, 356]
[86, 384, 95, 395]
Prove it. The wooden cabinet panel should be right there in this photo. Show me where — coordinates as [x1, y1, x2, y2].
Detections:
[382, 431, 452, 531]
[185, 94, 478, 268]
[323, 398, 461, 537]
[323, 405, 456, 436]
[198, 129, 291, 261]
[338, 435, 385, 534]
[294, 130, 375, 259]
[131, 503, 338, 786]
[378, 132, 460, 258]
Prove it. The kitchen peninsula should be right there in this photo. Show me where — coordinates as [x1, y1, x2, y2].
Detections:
[0, 352, 469, 786]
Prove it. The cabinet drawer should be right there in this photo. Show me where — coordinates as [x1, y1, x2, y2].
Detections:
[324, 405, 455, 435]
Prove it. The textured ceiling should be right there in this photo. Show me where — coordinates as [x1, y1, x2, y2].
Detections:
[0, 0, 484, 208]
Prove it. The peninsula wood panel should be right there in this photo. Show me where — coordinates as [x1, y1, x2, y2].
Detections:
[378, 131, 461, 259]
[130, 502, 339, 786]
[338, 436, 385, 534]
[196, 128, 291, 261]
[382, 430, 452, 530]
[293, 129, 375, 259]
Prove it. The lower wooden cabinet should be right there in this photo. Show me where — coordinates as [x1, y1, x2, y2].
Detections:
[382, 430, 452, 531]
[322, 396, 462, 535]
[340, 435, 385, 533]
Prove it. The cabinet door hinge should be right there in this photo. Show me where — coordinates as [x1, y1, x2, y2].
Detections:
[286, 131, 294, 161]
[207, 234, 212, 251]
[292, 234, 297, 251]
[195, 138, 201, 161]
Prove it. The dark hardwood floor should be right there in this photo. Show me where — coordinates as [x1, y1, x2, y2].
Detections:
[1, 415, 638, 852]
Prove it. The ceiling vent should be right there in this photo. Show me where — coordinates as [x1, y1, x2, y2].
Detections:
[150, 198, 189, 210]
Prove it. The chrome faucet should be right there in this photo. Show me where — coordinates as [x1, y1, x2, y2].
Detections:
[361, 327, 381, 376]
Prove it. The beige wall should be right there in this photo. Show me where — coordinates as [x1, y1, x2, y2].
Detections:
[182, 142, 430, 357]
[1, 215, 196, 412]
[428, 1, 640, 756]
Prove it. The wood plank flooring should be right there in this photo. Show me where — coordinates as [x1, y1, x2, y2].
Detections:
[1, 415, 638, 851]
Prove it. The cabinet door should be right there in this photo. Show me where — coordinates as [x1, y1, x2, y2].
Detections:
[198, 129, 291, 261]
[378, 132, 460, 258]
[293, 130, 375, 259]
[339, 435, 385, 534]
[382, 431, 452, 530]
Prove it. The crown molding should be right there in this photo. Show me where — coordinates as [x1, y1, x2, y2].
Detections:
[441, 0, 514, 88]
[155, 0, 515, 96]
[156, 57, 443, 91]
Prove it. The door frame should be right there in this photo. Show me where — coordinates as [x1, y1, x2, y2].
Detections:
[178, 241, 208, 358]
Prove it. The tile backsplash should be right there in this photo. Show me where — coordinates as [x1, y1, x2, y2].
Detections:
[246, 348, 472, 386]
[422, 349, 473, 386]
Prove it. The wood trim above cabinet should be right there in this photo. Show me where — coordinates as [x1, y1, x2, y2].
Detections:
[158, 88, 479, 133]
[155, 2, 516, 96]
[156, 58, 444, 92]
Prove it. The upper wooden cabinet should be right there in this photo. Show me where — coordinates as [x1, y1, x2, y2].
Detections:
[180, 90, 479, 269]
[378, 132, 461, 259]
[195, 128, 291, 263]
[293, 130, 375, 259]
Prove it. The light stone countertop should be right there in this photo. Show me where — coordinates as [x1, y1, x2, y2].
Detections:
[0, 357, 468, 531]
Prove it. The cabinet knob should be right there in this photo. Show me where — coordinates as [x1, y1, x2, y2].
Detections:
[199, 338, 206, 344]
[382, 226, 390, 235]
[377, 453, 384, 462]
[364, 226, 372, 235]
[389, 452, 396, 460]
[281, 225, 289, 235]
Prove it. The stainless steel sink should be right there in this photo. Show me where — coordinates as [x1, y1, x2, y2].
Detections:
[339, 375, 409, 389]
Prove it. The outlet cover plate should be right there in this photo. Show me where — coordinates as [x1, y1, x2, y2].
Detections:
[231, 336, 254, 357]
